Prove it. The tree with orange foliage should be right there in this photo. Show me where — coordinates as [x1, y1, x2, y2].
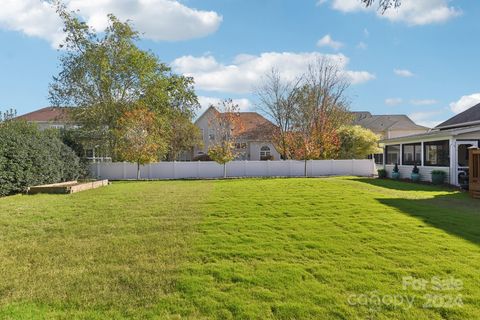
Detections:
[279, 58, 351, 176]
[114, 106, 166, 179]
[207, 99, 244, 178]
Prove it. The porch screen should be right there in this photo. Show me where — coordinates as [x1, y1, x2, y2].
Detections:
[402, 143, 421, 165]
[424, 140, 450, 167]
[386, 145, 400, 165]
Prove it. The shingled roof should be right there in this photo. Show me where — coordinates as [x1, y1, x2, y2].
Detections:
[352, 112, 429, 132]
[436, 103, 480, 129]
[234, 112, 277, 141]
[16, 107, 70, 122]
[197, 106, 277, 141]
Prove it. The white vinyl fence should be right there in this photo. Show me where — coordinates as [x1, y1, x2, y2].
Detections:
[90, 159, 377, 180]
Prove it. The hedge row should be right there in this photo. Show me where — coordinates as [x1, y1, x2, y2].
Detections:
[0, 121, 84, 196]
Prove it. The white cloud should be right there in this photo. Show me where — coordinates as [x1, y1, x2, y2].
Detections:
[317, 34, 344, 50]
[385, 98, 403, 106]
[0, 0, 63, 47]
[357, 42, 368, 50]
[0, 0, 222, 47]
[328, 0, 461, 26]
[394, 69, 415, 78]
[411, 99, 438, 106]
[198, 96, 251, 115]
[449, 93, 480, 114]
[409, 110, 444, 128]
[173, 52, 375, 94]
[330, 0, 367, 12]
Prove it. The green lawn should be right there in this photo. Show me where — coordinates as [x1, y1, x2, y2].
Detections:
[0, 177, 479, 319]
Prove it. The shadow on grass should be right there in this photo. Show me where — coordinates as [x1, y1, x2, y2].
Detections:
[352, 177, 457, 192]
[355, 178, 480, 246]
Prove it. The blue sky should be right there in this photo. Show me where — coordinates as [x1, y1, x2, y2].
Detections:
[1, 0, 479, 127]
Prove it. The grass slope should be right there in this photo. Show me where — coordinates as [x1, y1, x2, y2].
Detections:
[0, 177, 479, 319]
[0, 181, 211, 319]
[172, 178, 480, 319]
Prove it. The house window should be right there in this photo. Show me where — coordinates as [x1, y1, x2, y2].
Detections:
[208, 129, 215, 141]
[373, 153, 384, 165]
[385, 145, 400, 165]
[235, 142, 247, 149]
[368, 154, 384, 165]
[260, 146, 271, 160]
[424, 140, 450, 167]
[402, 143, 422, 165]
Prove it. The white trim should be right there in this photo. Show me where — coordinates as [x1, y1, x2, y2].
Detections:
[380, 125, 480, 145]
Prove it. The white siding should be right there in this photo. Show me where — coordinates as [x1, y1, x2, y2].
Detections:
[249, 142, 281, 161]
[384, 165, 450, 183]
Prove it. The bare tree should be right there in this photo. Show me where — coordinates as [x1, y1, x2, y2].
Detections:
[302, 58, 352, 132]
[361, 0, 401, 13]
[290, 57, 353, 176]
[255, 69, 301, 160]
[0, 108, 17, 122]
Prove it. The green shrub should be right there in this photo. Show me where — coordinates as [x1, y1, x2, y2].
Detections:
[431, 170, 447, 185]
[0, 121, 84, 196]
[377, 169, 387, 178]
[393, 163, 399, 173]
[412, 164, 420, 174]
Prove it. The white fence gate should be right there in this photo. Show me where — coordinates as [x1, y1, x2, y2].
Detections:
[90, 160, 376, 180]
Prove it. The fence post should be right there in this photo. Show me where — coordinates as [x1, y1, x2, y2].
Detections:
[351, 159, 355, 176]
[244, 160, 247, 177]
[197, 161, 200, 179]
[173, 161, 177, 179]
[122, 162, 126, 180]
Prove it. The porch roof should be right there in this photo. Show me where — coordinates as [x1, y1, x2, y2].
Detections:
[380, 125, 480, 145]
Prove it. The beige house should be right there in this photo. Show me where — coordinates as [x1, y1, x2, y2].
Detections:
[194, 106, 281, 161]
[352, 112, 430, 164]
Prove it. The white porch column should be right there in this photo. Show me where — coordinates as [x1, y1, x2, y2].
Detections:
[450, 138, 456, 185]
[382, 146, 386, 168]
[421, 141, 425, 167]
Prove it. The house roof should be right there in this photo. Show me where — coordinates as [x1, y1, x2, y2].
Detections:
[352, 111, 372, 122]
[196, 106, 277, 141]
[16, 107, 70, 122]
[234, 112, 277, 141]
[436, 103, 480, 129]
[380, 125, 480, 144]
[352, 112, 429, 132]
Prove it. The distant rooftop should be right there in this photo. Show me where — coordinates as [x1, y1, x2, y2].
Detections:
[196, 106, 277, 141]
[16, 107, 70, 122]
[351, 111, 429, 132]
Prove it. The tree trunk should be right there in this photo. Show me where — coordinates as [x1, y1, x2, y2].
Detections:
[137, 162, 140, 180]
[223, 162, 227, 179]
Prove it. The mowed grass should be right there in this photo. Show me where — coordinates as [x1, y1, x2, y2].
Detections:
[0, 178, 479, 319]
